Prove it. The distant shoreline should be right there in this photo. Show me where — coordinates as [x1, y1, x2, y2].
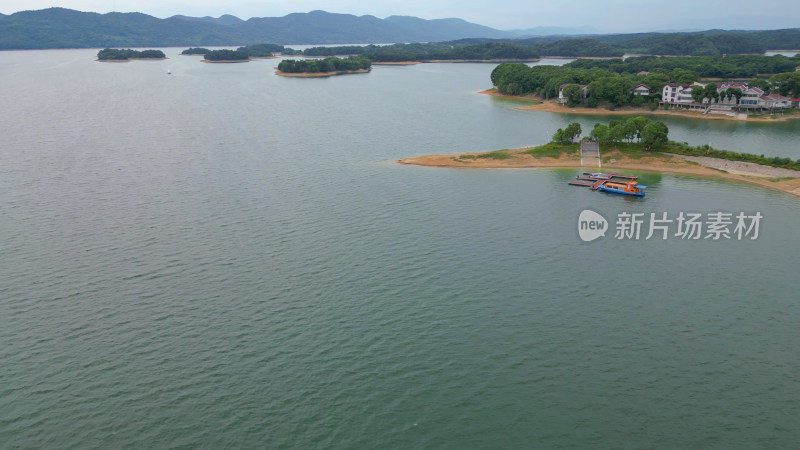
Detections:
[201, 59, 249, 63]
[399, 146, 800, 197]
[372, 61, 421, 66]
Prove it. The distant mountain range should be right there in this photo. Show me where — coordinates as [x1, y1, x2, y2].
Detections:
[1, 8, 799, 53]
[0, 7, 519, 49]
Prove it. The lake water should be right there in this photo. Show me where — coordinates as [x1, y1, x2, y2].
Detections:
[1, 48, 799, 448]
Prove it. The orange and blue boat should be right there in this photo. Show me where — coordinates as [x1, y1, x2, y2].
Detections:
[568, 172, 647, 197]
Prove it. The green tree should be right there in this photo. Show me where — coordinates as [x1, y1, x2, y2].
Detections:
[590, 124, 610, 144]
[562, 84, 584, 106]
[703, 83, 719, 101]
[725, 87, 743, 102]
[769, 72, 800, 98]
[626, 116, 651, 142]
[641, 122, 669, 149]
[564, 122, 582, 142]
[691, 87, 706, 103]
[669, 68, 699, 84]
[748, 78, 770, 92]
[552, 128, 568, 144]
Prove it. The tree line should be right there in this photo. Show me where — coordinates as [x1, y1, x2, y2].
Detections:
[203, 49, 249, 61]
[181, 47, 210, 55]
[566, 54, 800, 79]
[97, 48, 165, 60]
[287, 42, 541, 62]
[552, 117, 669, 149]
[277, 56, 371, 73]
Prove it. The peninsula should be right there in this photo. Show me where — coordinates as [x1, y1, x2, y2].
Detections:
[488, 55, 800, 121]
[400, 118, 800, 197]
[481, 89, 800, 122]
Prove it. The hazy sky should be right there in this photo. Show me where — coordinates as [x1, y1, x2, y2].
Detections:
[2, 0, 799, 32]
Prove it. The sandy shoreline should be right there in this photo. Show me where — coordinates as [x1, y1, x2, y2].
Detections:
[478, 89, 799, 122]
[372, 61, 422, 65]
[201, 59, 250, 63]
[398, 147, 800, 197]
[97, 57, 167, 62]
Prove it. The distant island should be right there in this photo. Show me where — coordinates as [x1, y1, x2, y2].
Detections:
[276, 56, 372, 77]
[237, 43, 284, 58]
[96, 48, 166, 61]
[181, 47, 210, 55]
[400, 118, 800, 197]
[202, 49, 250, 63]
[187, 44, 285, 61]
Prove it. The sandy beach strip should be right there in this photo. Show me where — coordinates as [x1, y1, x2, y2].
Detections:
[371, 61, 422, 65]
[398, 147, 800, 197]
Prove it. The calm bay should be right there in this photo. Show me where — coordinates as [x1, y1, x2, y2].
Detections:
[1, 48, 799, 448]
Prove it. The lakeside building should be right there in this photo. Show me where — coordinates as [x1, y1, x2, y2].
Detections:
[661, 81, 792, 113]
[558, 84, 588, 103]
[633, 84, 651, 96]
[662, 84, 693, 104]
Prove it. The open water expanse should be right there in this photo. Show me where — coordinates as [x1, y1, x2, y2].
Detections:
[1, 48, 799, 448]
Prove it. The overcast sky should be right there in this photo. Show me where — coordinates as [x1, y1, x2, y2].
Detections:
[2, 0, 799, 32]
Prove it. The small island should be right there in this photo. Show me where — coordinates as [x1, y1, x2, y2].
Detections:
[276, 56, 372, 77]
[181, 47, 210, 55]
[202, 49, 250, 63]
[238, 43, 284, 59]
[96, 48, 166, 61]
[400, 117, 800, 197]
[194, 44, 286, 62]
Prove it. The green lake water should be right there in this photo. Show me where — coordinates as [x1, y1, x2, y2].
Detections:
[1, 48, 799, 448]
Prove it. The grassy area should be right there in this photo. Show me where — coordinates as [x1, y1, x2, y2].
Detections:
[525, 143, 579, 158]
[661, 141, 800, 171]
[477, 151, 514, 160]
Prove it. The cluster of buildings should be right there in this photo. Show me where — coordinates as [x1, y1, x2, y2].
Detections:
[660, 81, 793, 112]
[557, 79, 797, 112]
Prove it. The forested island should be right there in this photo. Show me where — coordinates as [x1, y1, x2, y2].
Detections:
[181, 47, 210, 55]
[237, 43, 284, 57]
[203, 49, 250, 62]
[96, 48, 166, 61]
[276, 56, 372, 77]
[187, 44, 285, 61]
